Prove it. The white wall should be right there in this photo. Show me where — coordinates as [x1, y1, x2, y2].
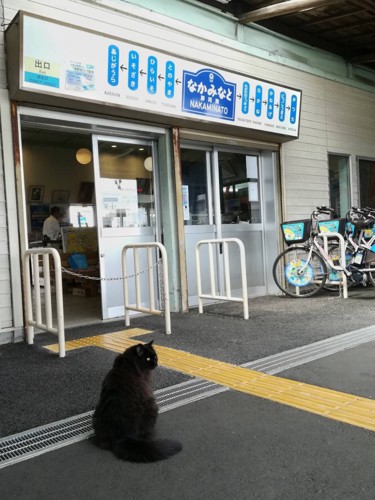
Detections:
[281, 77, 375, 220]
[23, 145, 94, 203]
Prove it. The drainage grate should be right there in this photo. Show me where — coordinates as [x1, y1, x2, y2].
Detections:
[0, 379, 225, 470]
[0, 412, 93, 469]
[157, 378, 227, 412]
[243, 323, 375, 374]
[2, 324, 375, 469]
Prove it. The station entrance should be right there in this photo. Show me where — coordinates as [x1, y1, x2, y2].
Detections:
[181, 143, 279, 305]
[18, 108, 165, 325]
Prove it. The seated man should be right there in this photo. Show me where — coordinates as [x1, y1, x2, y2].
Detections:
[43, 206, 61, 240]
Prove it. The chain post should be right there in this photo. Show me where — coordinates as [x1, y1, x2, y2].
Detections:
[157, 259, 165, 313]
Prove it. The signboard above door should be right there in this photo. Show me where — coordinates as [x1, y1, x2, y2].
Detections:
[7, 12, 301, 138]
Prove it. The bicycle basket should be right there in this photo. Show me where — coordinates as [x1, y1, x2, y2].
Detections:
[317, 218, 346, 235]
[346, 221, 356, 236]
[281, 219, 311, 245]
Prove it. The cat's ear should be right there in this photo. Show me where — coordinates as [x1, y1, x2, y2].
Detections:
[147, 340, 154, 347]
[136, 344, 144, 357]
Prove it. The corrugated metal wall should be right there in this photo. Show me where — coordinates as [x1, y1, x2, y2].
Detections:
[0, 0, 15, 334]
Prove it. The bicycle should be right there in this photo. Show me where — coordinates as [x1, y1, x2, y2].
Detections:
[272, 206, 375, 298]
[344, 207, 375, 287]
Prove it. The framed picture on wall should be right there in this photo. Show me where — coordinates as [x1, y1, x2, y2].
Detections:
[51, 190, 70, 203]
[29, 185, 44, 202]
[78, 182, 94, 203]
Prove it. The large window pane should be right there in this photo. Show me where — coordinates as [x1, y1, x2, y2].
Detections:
[181, 148, 210, 225]
[328, 154, 350, 217]
[98, 141, 154, 227]
[359, 159, 375, 208]
[219, 152, 261, 224]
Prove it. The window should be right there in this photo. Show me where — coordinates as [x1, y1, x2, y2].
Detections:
[181, 148, 210, 226]
[69, 205, 96, 227]
[328, 154, 350, 217]
[219, 153, 261, 224]
[359, 159, 375, 208]
[98, 141, 154, 228]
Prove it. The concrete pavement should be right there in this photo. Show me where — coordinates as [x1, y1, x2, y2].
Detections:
[1, 288, 375, 499]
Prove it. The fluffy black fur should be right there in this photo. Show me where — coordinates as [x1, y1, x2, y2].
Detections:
[92, 340, 182, 462]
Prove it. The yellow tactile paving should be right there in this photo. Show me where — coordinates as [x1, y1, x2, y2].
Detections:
[45, 331, 375, 432]
[45, 328, 151, 353]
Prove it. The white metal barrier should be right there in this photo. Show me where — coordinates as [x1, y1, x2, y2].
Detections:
[317, 232, 348, 299]
[122, 242, 171, 334]
[196, 238, 249, 319]
[23, 248, 65, 357]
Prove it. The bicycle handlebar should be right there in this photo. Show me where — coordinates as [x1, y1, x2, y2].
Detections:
[316, 205, 335, 213]
[347, 207, 375, 228]
[312, 206, 338, 218]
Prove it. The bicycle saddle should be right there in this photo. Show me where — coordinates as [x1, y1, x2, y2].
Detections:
[349, 211, 375, 229]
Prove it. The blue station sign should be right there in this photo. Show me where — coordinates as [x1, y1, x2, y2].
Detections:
[182, 69, 236, 122]
[21, 14, 302, 138]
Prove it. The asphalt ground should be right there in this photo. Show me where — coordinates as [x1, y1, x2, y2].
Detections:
[1, 287, 375, 499]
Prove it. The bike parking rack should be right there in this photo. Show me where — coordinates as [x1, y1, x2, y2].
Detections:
[122, 242, 171, 334]
[317, 232, 348, 299]
[196, 238, 249, 319]
[23, 248, 65, 357]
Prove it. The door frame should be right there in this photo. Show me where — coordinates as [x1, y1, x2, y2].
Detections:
[16, 106, 166, 322]
[92, 134, 161, 319]
[181, 141, 278, 304]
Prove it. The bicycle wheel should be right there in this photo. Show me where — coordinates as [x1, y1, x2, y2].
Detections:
[273, 246, 328, 298]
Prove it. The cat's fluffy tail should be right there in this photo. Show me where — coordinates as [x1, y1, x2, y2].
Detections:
[112, 437, 182, 462]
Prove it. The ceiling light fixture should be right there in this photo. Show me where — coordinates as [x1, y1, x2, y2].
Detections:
[76, 148, 92, 165]
[144, 156, 153, 172]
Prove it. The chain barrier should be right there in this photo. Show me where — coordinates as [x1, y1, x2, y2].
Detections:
[61, 258, 163, 282]
[61, 259, 165, 313]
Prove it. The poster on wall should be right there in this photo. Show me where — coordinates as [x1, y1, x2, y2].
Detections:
[61, 227, 98, 253]
[100, 178, 140, 227]
[29, 204, 50, 230]
[20, 14, 301, 138]
[182, 185, 190, 221]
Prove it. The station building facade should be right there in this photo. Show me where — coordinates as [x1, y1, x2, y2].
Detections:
[0, 0, 374, 343]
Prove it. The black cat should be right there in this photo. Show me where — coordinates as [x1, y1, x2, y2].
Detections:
[92, 340, 182, 462]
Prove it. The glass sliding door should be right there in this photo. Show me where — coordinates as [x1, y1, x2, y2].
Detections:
[218, 150, 266, 296]
[218, 152, 261, 224]
[93, 135, 159, 319]
[181, 146, 216, 305]
[182, 144, 275, 305]
[182, 149, 212, 227]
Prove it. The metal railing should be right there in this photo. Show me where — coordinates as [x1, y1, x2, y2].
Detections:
[196, 238, 249, 319]
[23, 248, 65, 357]
[317, 231, 348, 299]
[122, 242, 171, 334]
